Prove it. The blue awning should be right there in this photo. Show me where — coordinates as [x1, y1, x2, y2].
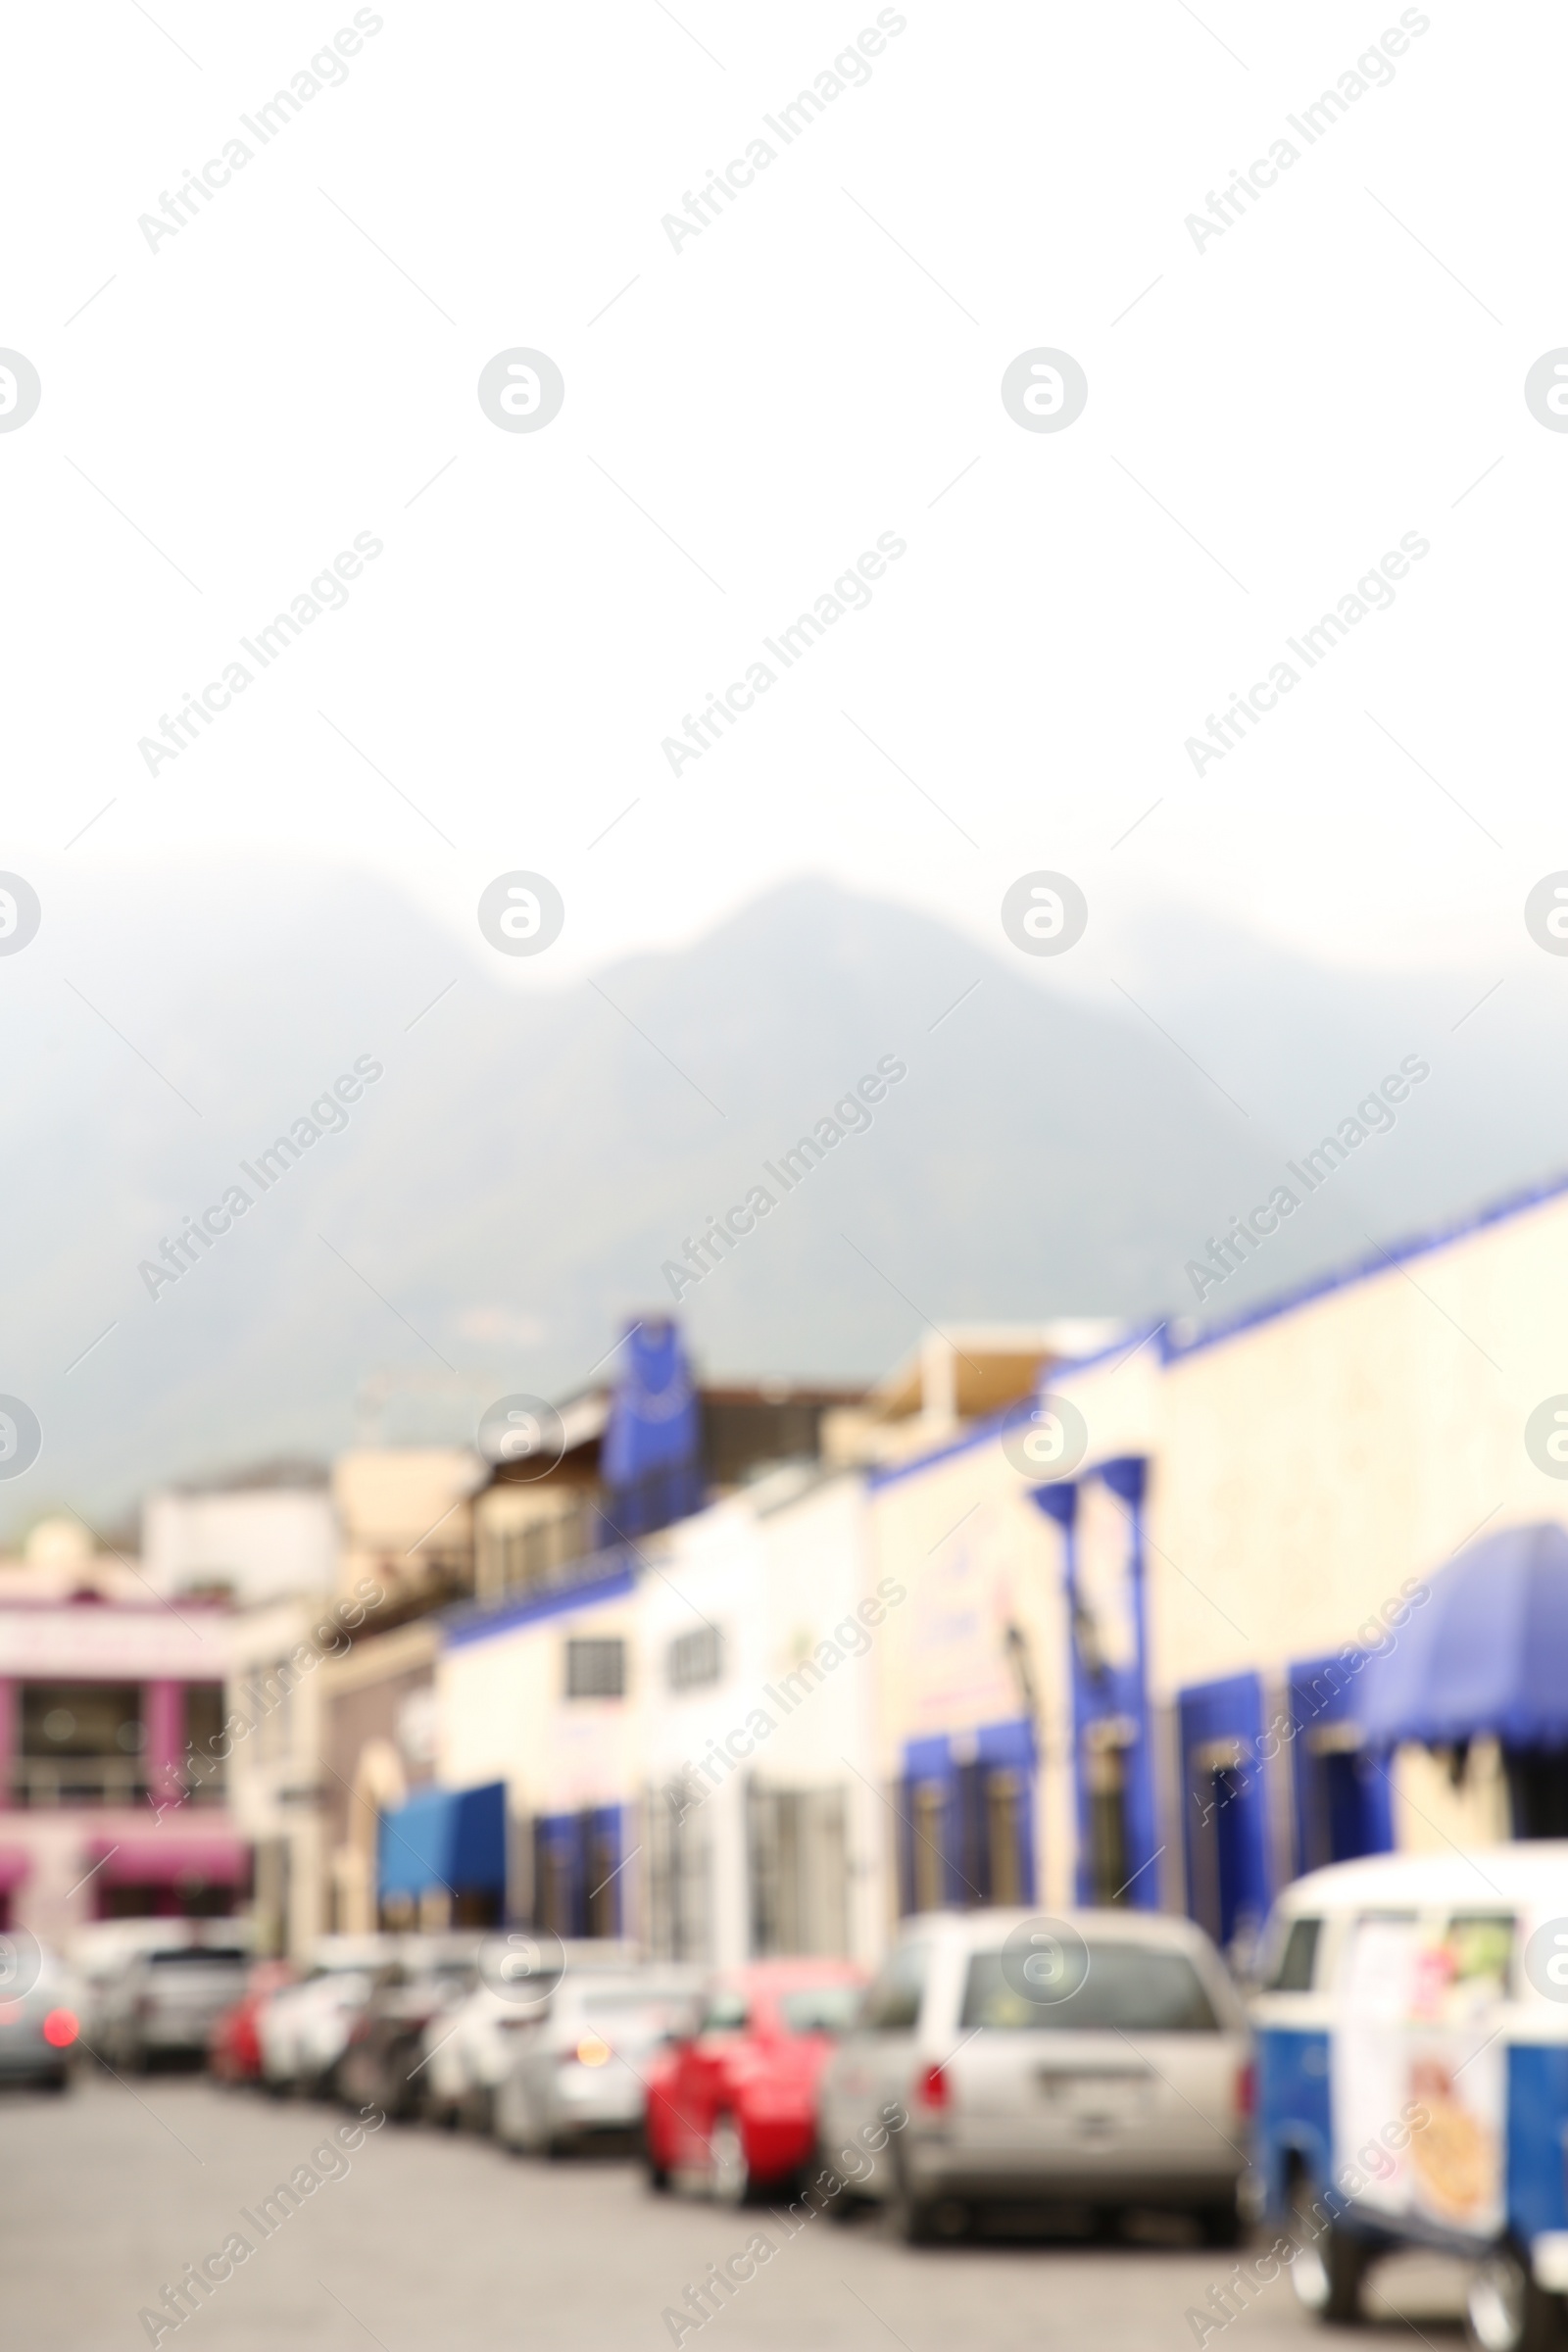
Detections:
[378, 1781, 507, 1899]
[1358, 1522, 1568, 1751]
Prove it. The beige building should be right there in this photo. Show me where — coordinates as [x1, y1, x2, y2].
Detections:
[1025, 1172, 1568, 1943]
[317, 1447, 483, 1936]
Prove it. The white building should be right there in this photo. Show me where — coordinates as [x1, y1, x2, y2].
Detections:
[223, 1596, 337, 1955]
[142, 1479, 337, 1603]
[640, 1464, 886, 1970]
[861, 1170, 1568, 1961]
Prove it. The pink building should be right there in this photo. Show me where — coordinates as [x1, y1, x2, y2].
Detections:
[0, 1529, 247, 1950]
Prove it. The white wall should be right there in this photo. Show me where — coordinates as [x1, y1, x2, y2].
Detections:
[224, 1595, 330, 1953]
[438, 1571, 646, 1939]
[142, 1489, 338, 1603]
[642, 1466, 886, 1967]
[868, 1428, 1072, 1911]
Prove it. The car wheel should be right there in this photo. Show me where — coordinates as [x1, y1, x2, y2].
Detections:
[889, 2153, 937, 2246]
[710, 2114, 750, 2207]
[1466, 2246, 1566, 2352]
[1289, 2172, 1369, 2326]
[643, 2126, 671, 2192]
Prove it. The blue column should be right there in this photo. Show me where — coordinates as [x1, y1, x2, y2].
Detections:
[1031, 1482, 1082, 1901]
[1098, 1457, 1158, 1909]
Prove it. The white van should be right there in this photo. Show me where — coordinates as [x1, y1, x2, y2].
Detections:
[1253, 1845, 1568, 2352]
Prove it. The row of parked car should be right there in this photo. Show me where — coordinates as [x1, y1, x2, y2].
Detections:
[188, 1904, 1252, 2248]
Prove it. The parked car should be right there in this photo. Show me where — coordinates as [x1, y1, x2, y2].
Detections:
[72, 1918, 219, 2046]
[96, 1933, 252, 2073]
[498, 1965, 701, 2157]
[1252, 1845, 1568, 2352]
[644, 1959, 866, 2201]
[428, 1937, 654, 2134]
[336, 1936, 479, 2121]
[209, 1960, 297, 2084]
[258, 1936, 394, 2098]
[0, 1950, 82, 2091]
[817, 1909, 1251, 2243]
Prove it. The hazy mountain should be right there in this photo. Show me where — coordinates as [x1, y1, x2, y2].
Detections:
[4, 867, 1562, 1534]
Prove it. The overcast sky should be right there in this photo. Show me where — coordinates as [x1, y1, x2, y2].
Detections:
[2, 0, 1558, 1016]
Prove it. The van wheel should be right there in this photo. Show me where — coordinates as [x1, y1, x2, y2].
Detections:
[1201, 2196, 1243, 2248]
[1289, 2174, 1368, 2325]
[1466, 2245, 1565, 2352]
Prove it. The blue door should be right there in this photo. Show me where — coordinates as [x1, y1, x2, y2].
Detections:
[532, 1805, 624, 1936]
[896, 1724, 1036, 1913]
[1288, 1654, 1394, 1875]
[1178, 1673, 1270, 1953]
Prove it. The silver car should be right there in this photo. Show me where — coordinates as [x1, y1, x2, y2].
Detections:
[98, 1935, 251, 2072]
[817, 1908, 1251, 2242]
[0, 1952, 82, 2090]
[496, 1969, 700, 2156]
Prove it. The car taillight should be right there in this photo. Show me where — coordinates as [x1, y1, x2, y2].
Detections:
[43, 2009, 78, 2049]
[916, 2062, 950, 2110]
[1235, 2062, 1254, 2118]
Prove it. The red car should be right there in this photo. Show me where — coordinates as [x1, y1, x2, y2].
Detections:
[209, 1961, 296, 2085]
[644, 1959, 866, 2202]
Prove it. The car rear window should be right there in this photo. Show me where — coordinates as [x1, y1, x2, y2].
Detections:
[579, 1993, 693, 2046]
[699, 1990, 751, 2033]
[1267, 1917, 1322, 1993]
[149, 1948, 248, 1967]
[859, 1943, 930, 2033]
[778, 1985, 862, 2036]
[959, 1943, 1219, 2033]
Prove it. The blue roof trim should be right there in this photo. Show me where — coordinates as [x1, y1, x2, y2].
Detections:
[867, 1325, 1162, 1495]
[1162, 1166, 1568, 1364]
[865, 1165, 1568, 1496]
[1050, 1319, 1166, 1384]
[442, 1553, 636, 1651]
[867, 1393, 1042, 1494]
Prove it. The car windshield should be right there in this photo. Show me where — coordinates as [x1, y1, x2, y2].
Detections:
[578, 1992, 693, 2047]
[959, 1943, 1219, 2033]
[778, 1985, 862, 2036]
[1266, 1916, 1322, 1992]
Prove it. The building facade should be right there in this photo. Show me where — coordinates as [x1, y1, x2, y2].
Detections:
[0, 1524, 243, 1949]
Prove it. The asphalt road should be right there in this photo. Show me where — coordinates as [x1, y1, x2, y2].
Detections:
[1, 2074, 1471, 2352]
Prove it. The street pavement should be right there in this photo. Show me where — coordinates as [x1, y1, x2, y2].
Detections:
[1, 2075, 1469, 2351]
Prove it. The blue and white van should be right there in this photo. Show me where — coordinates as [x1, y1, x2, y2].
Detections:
[1253, 1847, 1568, 2351]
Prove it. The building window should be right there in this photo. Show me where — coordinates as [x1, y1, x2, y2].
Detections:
[17, 1683, 143, 1804]
[183, 1683, 227, 1798]
[668, 1625, 723, 1691]
[564, 1638, 625, 1700]
[747, 1784, 849, 1956]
